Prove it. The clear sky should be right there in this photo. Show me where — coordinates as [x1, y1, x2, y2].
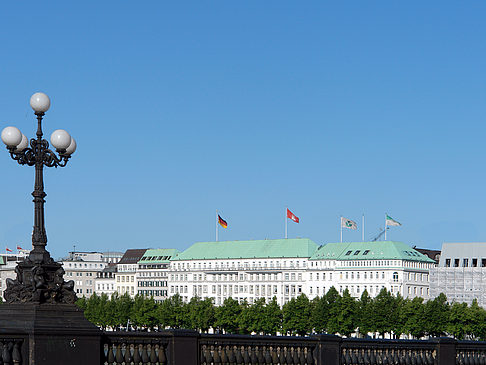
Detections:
[0, 2, 485, 259]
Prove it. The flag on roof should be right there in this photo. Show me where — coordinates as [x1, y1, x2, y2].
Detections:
[6, 247, 12, 252]
[218, 215, 228, 229]
[17, 245, 22, 250]
[386, 215, 401, 227]
[341, 217, 357, 230]
[287, 208, 299, 223]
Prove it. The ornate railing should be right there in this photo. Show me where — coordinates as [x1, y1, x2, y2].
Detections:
[97, 331, 486, 365]
[101, 332, 169, 365]
[456, 341, 486, 365]
[341, 338, 437, 365]
[0, 337, 24, 365]
[200, 334, 318, 364]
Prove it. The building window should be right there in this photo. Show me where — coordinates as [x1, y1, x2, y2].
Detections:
[393, 272, 398, 282]
[472, 258, 478, 267]
[454, 259, 459, 267]
[445, 259, 451, 267]
[463, 259, 469, 267]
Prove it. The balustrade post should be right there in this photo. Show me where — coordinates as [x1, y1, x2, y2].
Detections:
[312, 334, 342, 365]
[166, 329, 200, 365]
[433, 337, 457, 365]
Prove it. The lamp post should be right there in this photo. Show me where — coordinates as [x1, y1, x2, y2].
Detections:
[1, 92, 77, 304]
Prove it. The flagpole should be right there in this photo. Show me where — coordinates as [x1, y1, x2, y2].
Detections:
[384, 213, 387, 241]
[340, 216, 343, 243]
[216, 210, 219, 242]
[285, 207, 288, 239]
[362, 214, 365, 241]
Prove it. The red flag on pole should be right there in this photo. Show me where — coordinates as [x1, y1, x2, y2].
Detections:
[17, 246, 22, 250]
[6, 247, 12, 252]
[286, 208, 299, 223]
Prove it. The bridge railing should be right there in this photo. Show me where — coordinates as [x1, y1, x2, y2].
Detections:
[98, 331, 486, 365]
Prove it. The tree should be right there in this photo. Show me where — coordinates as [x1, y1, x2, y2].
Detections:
[187, 297, 215, 333]
[423, 293, 449, 337]
[282, 294, 311, 336]
[113, 292, 133, 329]
[400, 297, 426, 339]
[84, 293, 102, 326]
[357, 290, 373, 337]
[467, 299, 486, 340]
[370, 288, 397, 338]
[237, 299, 253, 334]
[215, 297, 241, 334]
[132, 295, 158, 330]
[326, 287, 342, 335]
[311, 295, 329, 334]
[262, 297, 282, 335]
[156, 294, 188, 329]
[336, 289, 357, 337]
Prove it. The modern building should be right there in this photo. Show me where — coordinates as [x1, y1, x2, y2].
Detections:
[307, 241, 436, 300]
[61, 251, 107, 297]
[101, 251, 124, 264]
[0, 249, 30, 299]
[430, 242, 486, 308]
[116, 248, 147, 297]
[137, 248, 180, 302]
[169, 238, 319, 306]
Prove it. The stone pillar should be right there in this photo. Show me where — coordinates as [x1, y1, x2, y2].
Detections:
[0, 303, 101, 365]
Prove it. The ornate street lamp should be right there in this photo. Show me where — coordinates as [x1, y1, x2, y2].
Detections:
[1, 92, 77, 304]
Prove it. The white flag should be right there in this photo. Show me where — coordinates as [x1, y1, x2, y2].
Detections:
[386, 215, 401, 227]
[341, 217, 357, 230]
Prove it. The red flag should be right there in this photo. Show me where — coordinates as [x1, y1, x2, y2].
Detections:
[287, 208, 299, 223]
[6, 247, 12, 252]
[17, 246, 22, 250]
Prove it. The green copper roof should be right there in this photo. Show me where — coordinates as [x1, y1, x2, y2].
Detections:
[138, 248, 180, 264]
[172, 238, 319, 261]
[310, 241, 435, 263]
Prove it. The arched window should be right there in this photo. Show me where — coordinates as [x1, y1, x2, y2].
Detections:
[393, 272, 399, 282]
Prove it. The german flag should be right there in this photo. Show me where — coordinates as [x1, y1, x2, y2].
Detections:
[218, 215, 228, 229]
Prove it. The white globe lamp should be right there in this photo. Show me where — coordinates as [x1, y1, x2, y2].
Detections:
[50, 129, 71, 150]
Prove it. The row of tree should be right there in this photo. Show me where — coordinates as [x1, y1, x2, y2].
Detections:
[75, 288, 486, 340]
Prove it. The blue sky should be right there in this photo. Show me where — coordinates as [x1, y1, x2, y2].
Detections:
[0, 2, 485, 259]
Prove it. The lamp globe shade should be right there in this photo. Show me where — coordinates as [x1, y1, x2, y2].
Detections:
[15, 134, 29, 152]
[1, 126, 22, 147]
[30, 92, 50, 113]
[65, 137, 77, 155]
[50, 129, 71, 150]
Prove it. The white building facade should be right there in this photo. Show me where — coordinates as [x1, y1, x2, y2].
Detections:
[137, 248, 179, 302]
[169, 239, 318, 306]
[307, 241, 435, 300]
[61, 252, 107, 297]
[168, 239, 436, 306]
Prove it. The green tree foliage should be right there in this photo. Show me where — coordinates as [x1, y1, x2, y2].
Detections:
[336, 289, 357, 337]
[370, 288, 397, 338]
[400, 297, 426, 339]
[187, 297, 215, 333]
[423, 293, 449, 337]
[310, 295, 329, 334]
[357, 290, 373, 337]
[325, 287, 342, 335]
[73, 288, 486, 340]
[156, 294, 188, 329]
[214, 297, 241, 334]
[282, 294, 311, 336]
[132, 295, 158, 330]
[262, 297, 282, 335]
